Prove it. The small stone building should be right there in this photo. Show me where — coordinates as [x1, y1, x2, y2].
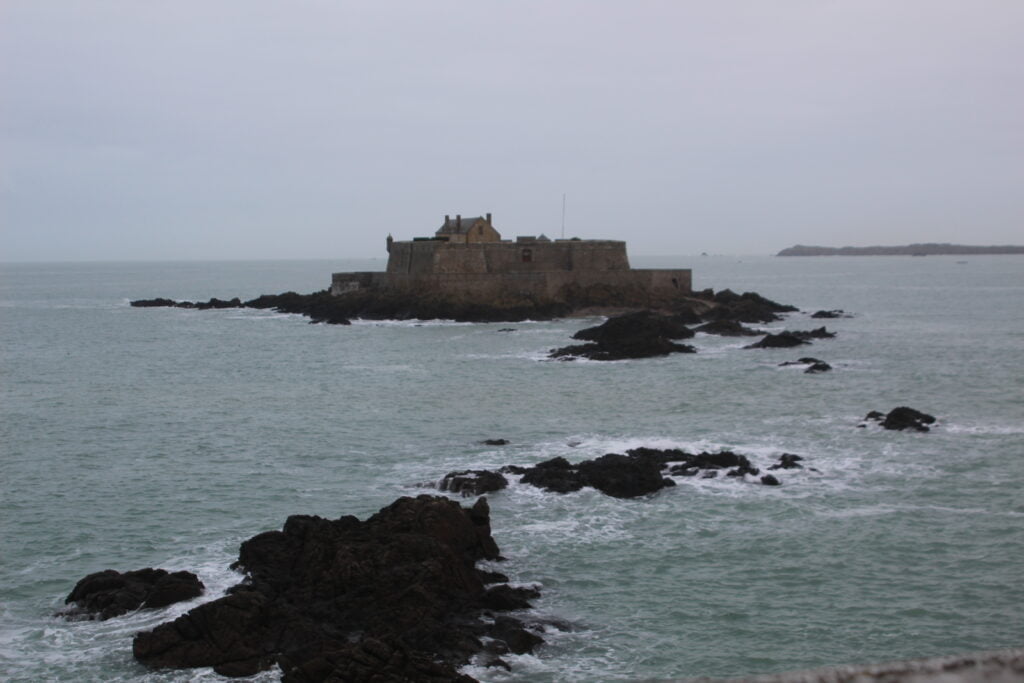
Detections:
[435, 214, 501, 244]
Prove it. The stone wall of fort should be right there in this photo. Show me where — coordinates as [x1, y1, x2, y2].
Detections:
[386, 239, 632, 276]
[330, 268, 692, 308]
[333, 236, 692, 311]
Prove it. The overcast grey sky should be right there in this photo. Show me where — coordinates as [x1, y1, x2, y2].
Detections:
[2, 1, 1022, 261]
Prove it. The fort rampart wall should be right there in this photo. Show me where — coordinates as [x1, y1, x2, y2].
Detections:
[385, 240, 631, 275]
[330, 268, 692, 304]
[330, 237, 692, 309]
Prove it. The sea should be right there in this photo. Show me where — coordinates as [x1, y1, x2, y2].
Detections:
[1, 254, 1022, 682]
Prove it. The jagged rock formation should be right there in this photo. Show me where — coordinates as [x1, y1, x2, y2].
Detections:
[132, 495, 542, 680]
[437, 449, 808, 499]
[863, 407, 937, 432]
[131, 287, 796, 327]
[550, 310, 697, 360]
[61, 568, 204, 620]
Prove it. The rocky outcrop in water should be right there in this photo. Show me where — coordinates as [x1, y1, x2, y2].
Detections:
[62, 568, 204, 620]
[745, 332, 810, 349]
[863, 407, 937, 432]
[439, 469, 510, 496]
[438, 448, 803, 499]
[133, 291, 568, 324]
[810, 309, 852, 319]
[746, 327, 835, 349]
[132, 287, 799, 327]
[694, 289, 799, 324]
[779, 357, 832, 373]
[132, 495, 541, 680]
[549, 311, 697, 360]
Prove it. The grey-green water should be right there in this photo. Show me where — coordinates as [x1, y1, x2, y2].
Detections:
[1, 255, 1022, 681]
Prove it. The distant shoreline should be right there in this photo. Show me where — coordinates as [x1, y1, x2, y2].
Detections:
[777, 243, 1024, 257]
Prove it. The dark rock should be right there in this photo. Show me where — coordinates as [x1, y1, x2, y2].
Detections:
[811, 309, 851, 319]
[700, 290, 798, 324]
[777, 357, 832, 372]
[694, 320, 762, 336]
[519, 459, 586, 494]
[748, 327, 834, 349]
[439, 469, 509, 497]
[194, 297, 242, 310]
[477, 569, 510, 584]
[551, 310, 697, 361]
[63, 568, 203, 620]
[779, 357, 825, 366]
[481, 584, 540, 611]
[134, 285, 795, 326]
[745, 332, 811, 349]
[760, 475, 781, 486]
[488, 617, 543, 655]
[768, 454, 804, 470]
[510, 452, 677, 498]
[130, 298, 180, 308]
[865, 406, 937, 432]
[572, 311, 694, 343]
[497, 328, 516, 332]
[577, 453, 673, 498]
[791, 326, 835, 340]
[726, 464, 761, 477]
[482, 438, 509, 446]
[133, 495, 537, 681]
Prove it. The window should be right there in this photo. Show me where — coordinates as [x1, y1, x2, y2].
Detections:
[521, 248, 532, 263]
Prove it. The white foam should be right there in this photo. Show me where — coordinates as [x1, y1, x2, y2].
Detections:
[348, 318, 474, 327]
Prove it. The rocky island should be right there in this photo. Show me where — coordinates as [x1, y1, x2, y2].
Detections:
[134, 214, 708, 322]
[777, 243, 1024, 256]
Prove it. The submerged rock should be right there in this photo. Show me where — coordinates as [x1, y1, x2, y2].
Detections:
[864, 406, 937, 432]
[779, 357, 832, 373]
[810, 309, 851, 319]
[133, 495, 539, 681]
[440, 469, 509, 496]
[804, 361, 832, 373]
[62, 568, 203, 620]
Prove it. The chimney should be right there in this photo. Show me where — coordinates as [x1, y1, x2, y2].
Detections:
[456, 214, 461, 231]
[486, 212, 492, 226]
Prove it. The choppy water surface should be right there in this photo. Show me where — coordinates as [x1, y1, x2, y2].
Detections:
[1, 255, 1022, 682]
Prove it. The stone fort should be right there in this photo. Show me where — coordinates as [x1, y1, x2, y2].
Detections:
[331, 213, 692, 307]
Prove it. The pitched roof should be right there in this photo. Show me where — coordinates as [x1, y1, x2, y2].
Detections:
[437, 216, 486, 235]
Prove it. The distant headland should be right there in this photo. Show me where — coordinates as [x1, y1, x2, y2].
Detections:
[777, 243, 1024, 257]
